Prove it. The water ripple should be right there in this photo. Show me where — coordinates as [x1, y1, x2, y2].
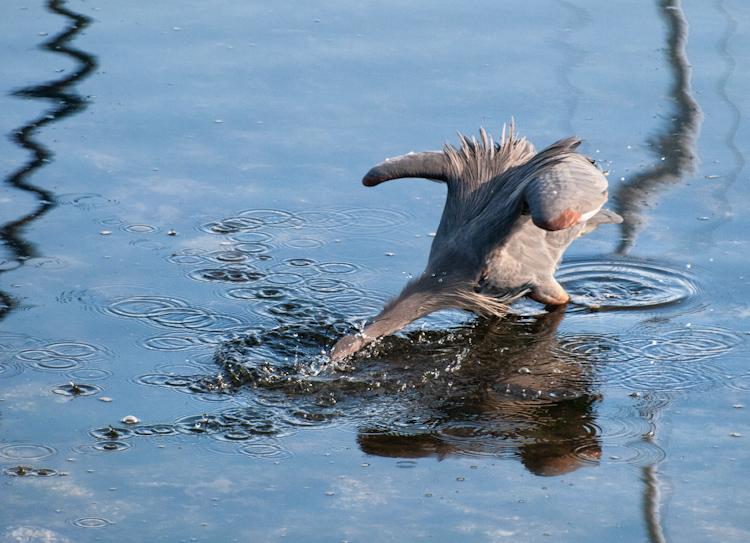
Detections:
[16, 341, 110, 371]
[139, 335, 200, 351]
[188, 267, 264, 283]
[0, 443, 56, 461]
[52, 382, 103, 396]
[23, 256, 69, 269]
[0, 332, 34, 378]
[295, 207, 412, 231]
[166, 248, 210, 265]
[133, 372, 232, 399]
[106, 295, 246, 333]
[54, 192, 118, 209]
[237, 442, 295, 459]
[88, 441, 132, 453]
[131, 239, 171, 250]
[200, 216, 263, 234]
[281, 237, 326, 249]
[122, 224, 160, 234]
[557, 255, 702, 312]
[3, 466, 62, 477]
[69, 517, 115, 529]
[66, 368, 113, 381]
[89, 426, 136, 440]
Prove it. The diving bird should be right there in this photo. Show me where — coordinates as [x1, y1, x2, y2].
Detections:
[331, 123, 622, 359]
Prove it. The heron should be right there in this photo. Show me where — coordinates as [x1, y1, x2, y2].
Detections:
[331, 122, 622, 359]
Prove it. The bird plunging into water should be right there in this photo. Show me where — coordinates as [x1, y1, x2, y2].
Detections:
[331, 123, 622, 359]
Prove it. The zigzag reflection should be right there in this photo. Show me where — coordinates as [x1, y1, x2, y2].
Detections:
[0, 0, 97, 319]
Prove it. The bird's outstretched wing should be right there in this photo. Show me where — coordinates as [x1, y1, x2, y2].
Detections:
[362, 151, 448, 186]
[361, 125, 536, 192]
[521, 138, 610, 231]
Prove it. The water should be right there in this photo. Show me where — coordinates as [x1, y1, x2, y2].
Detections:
[2, 0, 750, 541]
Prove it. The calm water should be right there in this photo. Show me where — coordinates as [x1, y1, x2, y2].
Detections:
[2, 0, 749, 541]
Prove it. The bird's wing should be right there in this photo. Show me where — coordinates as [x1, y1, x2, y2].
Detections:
[362, 151, 449, 186]
[522, 139, 610, 231]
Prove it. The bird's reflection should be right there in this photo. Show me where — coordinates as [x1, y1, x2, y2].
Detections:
[354, 309, 602, 476]
[0, 0, 97, 320]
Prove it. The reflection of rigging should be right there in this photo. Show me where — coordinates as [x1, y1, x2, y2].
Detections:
[612, 0, 703, 254]
[0, 0, 97, 319]
[611, 2, 702, 541]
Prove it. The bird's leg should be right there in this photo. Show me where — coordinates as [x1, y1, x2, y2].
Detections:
[528, 276, 570, 305]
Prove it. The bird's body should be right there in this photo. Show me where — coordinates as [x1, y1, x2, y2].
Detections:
[331, 124, 622, 359]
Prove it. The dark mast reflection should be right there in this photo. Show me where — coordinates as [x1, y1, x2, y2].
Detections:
[0, 0, 97, 318]
[612, 0, 703, 254]
[611, 2, 702, 541]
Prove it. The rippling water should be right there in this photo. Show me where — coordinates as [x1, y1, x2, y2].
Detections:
[2, 0, 750, 542]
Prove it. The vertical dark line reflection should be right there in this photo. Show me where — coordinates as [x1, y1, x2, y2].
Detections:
[0, 0, 97, 319]
[642, 463, 668, 543]
[611, 1, 701, 539]
[713, 0, 744, 194]
[553, 0, 589, 136]
[612, 0, 703, 254]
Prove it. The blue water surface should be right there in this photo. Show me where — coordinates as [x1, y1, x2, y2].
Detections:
[1, 0, 749, 541]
